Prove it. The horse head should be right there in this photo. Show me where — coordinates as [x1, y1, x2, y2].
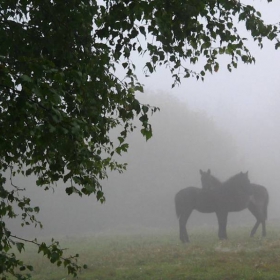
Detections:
[223, 171, 252, 194]
[200, 169, 222, 190]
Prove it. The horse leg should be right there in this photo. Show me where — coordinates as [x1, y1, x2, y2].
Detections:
[262, 219, 266, 237]
[251, 214, 266, 237]
[248, 202, 267, 237]
[261, 219, 266, 237]
[216, 211, 228, 240]
[260, 208, 267, 237]
[179, 210, 193, 243]
[250, 220, 260, 237]
[248, 202, 260, 237]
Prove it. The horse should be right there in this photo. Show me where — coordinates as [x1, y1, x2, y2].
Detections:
[200, 169, 269, 238]
[175, 172, 252, 243]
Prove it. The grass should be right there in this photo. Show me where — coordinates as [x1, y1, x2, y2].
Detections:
[8, 226, 280, 280]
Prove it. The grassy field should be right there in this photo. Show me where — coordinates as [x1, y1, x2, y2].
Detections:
[10, 226, 280, 280]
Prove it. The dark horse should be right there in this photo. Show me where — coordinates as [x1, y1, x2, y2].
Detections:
[175, 172, 252, 243]
[200, 169, 269, 238]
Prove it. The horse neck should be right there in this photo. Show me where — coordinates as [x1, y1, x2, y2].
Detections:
[202, 175, 222, 189]
[222, 174, 247, 190]
[210, 176, 222, 188]
[222, 176, 237, 189]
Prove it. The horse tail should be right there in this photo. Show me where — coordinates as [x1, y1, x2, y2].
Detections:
[264, 188, 269, 220]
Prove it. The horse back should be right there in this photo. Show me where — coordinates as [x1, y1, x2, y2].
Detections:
[251, 184, 269, 200]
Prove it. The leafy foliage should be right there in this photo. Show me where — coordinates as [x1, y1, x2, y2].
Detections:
[0, 0, 279, 278]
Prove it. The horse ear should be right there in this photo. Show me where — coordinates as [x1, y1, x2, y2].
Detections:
[199, 169, 203, 175]
[207, 169, 211, 174]
[240, 171, 249, 177]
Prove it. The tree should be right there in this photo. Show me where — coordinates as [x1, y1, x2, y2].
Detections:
[0, 0, 279, 278]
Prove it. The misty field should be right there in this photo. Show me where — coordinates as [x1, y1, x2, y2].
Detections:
[10, 225, 280, 280]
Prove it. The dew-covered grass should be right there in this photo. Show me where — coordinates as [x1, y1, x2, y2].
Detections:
[8, 225, 280, 280]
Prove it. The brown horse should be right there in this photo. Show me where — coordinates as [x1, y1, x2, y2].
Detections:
[200, 169, 269, 238]
[175, 172, 252, 243]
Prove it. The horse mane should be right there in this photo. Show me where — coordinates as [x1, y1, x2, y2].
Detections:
[200, 169, 222, 189]
[222, 172, 248, 188]
[209, 174, 222, 186]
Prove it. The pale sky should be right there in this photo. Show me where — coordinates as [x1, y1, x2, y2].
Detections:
[137, 1, 280, 123]
[132, 0, 280, 185]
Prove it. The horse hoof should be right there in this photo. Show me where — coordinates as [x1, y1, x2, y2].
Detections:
[219, 237, 228, 240]
[180, 239, 190, 243]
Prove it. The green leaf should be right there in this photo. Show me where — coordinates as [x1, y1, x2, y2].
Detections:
[118, 137, 124, 144]
[66, 187, 74, 195]
[16, 242, 25, 253]
[141, 127, 153, 141]
[142, 105, 149, 114]
[145, 62, 153, 73]
[20, 75, 32, 83]
[96, 190, 104, 201]
[204, 64, 212, 73]
[25, 169, 33, 176]
[27, 265, 34, 271]
[82, 183, 96, 195]
[214, 63, 219, 72]
[139, 26, 146, 36]
[122, 62, 128, 69]
[50, 252, 60, 263]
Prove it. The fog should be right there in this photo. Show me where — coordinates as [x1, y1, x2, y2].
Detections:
[6, 1, 280, 239]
